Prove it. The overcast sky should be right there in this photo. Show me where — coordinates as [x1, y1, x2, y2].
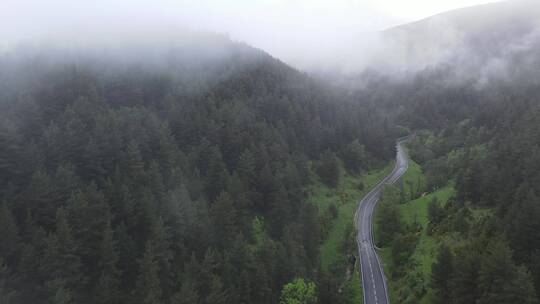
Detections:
[0, 0, 501, 67]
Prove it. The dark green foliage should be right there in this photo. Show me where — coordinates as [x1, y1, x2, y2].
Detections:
[431, 244, 453, 302]
[377, 193, 403, 246]
[47, 279, 74, 304]
[0, 259, 17, 304]
[508, 190, 540, 264]
[95, 211, 121, 304]
[476, 241, 537, 304]
[40, 208, 83, 301]
[0, 38, 394, 303]
[342, 140, 367, 174]
[171, 280, 198, 304]
[448, 248, 481, 304]
[135, 242, 162, 304]
[427, 197, 444, 229]
[0, 202, 19, 261]
[413, 127, 540, 303]
[316, 151, 341, 188]
[210, 192, 238, 248]
[390, 233, 418, 276]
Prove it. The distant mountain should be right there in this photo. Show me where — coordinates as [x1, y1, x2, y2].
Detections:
[386, 1, 539, 54]
[368, 0, 540, 84]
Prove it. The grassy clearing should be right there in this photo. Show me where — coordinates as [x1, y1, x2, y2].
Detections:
[400, 157, 426, 201]
[304, 163, 394, 302]
[374, 148, 456, 303]
[372, 155, 423, 247]
[342, 267, 364, 302]
[308, 164, 393, 270]
[378, 246, 398, 302]
[399, 185, 455, 288]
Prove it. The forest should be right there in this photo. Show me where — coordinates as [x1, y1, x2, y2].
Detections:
[1, 2, 540, 303]
[366, 60, 540, 303]
[0, 38, 397, 304]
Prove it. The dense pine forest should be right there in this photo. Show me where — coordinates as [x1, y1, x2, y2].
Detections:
[2, 1, 540, 304]
[364, 60, 540, 303]
[0, 36, 397, 304]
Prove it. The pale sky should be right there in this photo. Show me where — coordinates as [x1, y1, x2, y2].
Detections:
[0, 0, 502, 67]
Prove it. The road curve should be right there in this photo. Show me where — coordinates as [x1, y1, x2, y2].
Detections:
[355, 139, 409, 304]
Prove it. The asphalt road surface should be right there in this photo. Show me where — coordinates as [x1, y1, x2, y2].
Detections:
[355, 139, 409, 304]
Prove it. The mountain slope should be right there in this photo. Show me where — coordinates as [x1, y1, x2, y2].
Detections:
[0, 31, 398, 304]
[371, 0, 540, 83]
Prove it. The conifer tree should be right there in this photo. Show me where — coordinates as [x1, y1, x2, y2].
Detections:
[0, 202, 19, 261]
[171, 280, 199, 304]
[477, 241, 538, 304]
[95, 210, 121, 304]
[206, 276, 227, 304]
[47, 279, 73, 304]
[210, 192, 238, 248]
[431, 244, 453, 302]
[316, 151, 340, 188]
[0, 259, 17, 304]
[205, 147, 228, 202]
[136, 242, 162, 304]
[125, 141, 145, 185]
[41, 208, 82, 301]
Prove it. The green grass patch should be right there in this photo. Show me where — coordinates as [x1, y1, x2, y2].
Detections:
[399, 185, 455, 284]
[308, 164, 393, 270]
[400, 185, 455, 228]
[378, 246, 398, 303]
[400, 157, 426, 201]
[374, 148, 456, 303]
[304, 163, 394, 303]
[342, 267, 364, 303]
[372, 157, 424, 256]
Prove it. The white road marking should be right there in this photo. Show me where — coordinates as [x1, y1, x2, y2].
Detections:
[356, 139, 410, 304]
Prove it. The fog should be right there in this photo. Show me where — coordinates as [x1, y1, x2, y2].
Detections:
[1, 0, 509, 71]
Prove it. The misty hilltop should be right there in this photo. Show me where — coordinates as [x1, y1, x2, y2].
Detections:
[365, 0, 540, 84]
[0, 21, 400, 303]
[3, 1, 540, 304]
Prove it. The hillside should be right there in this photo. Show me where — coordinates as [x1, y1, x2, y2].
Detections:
[351, 2, 540, 303]
[0, 30, 400, 304]
[368, 0, 540, 83]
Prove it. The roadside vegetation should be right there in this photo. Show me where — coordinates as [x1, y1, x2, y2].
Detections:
[376, 132, 538, 304]
[0, 42, 403, 304]
[307, 161, 393, 303]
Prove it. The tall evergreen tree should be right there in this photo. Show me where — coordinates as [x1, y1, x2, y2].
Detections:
[95, 210, 121, 304]
[0, 202, 19, 261]
[449, 250, 480, 304]
[210, 192, 238, 248]
[171, 280, 199, 304]
[40, 208, 83, 301]
[342, 139, 367, 174]
[47, 279, 73, 304]
[477, 241, 538, 304]
[205, 276, 227, 304]
[0, 259, 17, 304]
[316, 151, 340, 188]
[431, 244, 453, 303]
[205, 147, 228, 202]
[135, 242, 162, 304]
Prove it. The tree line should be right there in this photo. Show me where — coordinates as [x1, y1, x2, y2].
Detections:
[0, 42, 396, 304]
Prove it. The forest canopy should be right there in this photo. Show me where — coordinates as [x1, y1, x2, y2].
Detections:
[0, 36, 397, 304]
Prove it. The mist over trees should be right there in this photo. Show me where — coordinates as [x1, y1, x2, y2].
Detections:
[0, 34, 398, 304]
[1, 1, 540, 303]
[366, 48, 540, 303]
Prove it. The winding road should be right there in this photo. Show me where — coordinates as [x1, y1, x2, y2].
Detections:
[355, 139, 409, 304]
